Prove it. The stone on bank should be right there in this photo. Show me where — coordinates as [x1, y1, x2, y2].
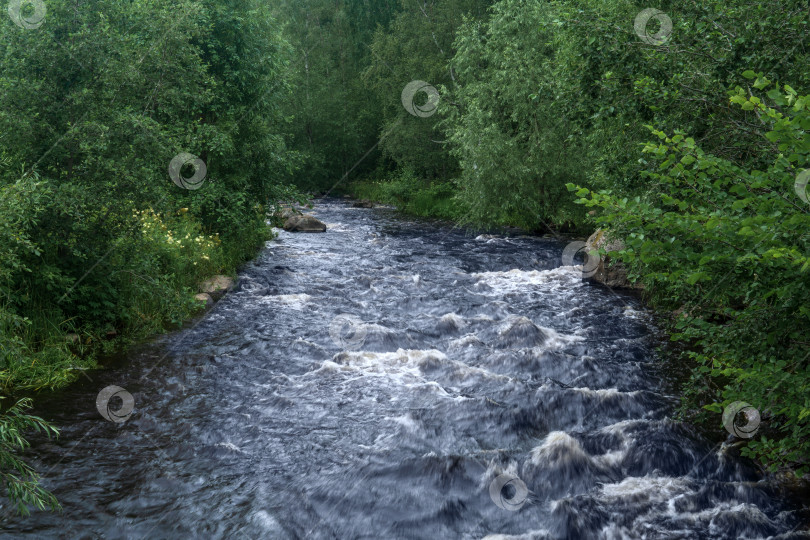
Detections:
[584, 229, 643, 290]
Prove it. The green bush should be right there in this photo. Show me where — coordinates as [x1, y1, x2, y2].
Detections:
[572, 77, 810, 473]
[351, 167, 467, 221]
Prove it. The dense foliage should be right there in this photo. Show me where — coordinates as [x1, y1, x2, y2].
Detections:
[271, 0, 399, 192]
[1, 0, 296, 512]
[573, 78, 810, 472]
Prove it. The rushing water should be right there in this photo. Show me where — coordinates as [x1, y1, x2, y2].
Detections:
[2, 200, 807, 539]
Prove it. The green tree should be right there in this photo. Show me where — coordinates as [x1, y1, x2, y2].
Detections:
[273, 0, 399, 192]
[443, 0, 808, 229]
[363, 0, 492, 182]
[444, 0, 587, 229]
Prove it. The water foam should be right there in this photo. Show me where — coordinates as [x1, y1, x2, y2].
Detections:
[472, 267, 584, 294]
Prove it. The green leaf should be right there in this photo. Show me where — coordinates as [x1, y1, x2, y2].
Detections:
[753, 77, 770, 90]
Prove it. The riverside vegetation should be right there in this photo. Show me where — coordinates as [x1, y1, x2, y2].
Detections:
[1, 0, 808, 515]
[0, 0, 303, 514]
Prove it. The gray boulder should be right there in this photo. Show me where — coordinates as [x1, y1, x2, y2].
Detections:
[283, 214, 327, 232]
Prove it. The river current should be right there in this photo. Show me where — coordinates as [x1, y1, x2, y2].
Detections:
[1, 200, 806, 539]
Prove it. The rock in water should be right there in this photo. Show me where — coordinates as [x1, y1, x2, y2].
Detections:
[200, 275, 234, 300]
[283, 214, 327, 233]
[496, 316, 549, 348]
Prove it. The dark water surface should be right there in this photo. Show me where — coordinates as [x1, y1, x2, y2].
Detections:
[2, 200, 807, 539]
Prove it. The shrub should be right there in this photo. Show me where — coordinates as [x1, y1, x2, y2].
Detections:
[571, 77, 810, 473]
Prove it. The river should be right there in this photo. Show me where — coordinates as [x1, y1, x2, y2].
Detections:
[2, 200, 806, 539]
